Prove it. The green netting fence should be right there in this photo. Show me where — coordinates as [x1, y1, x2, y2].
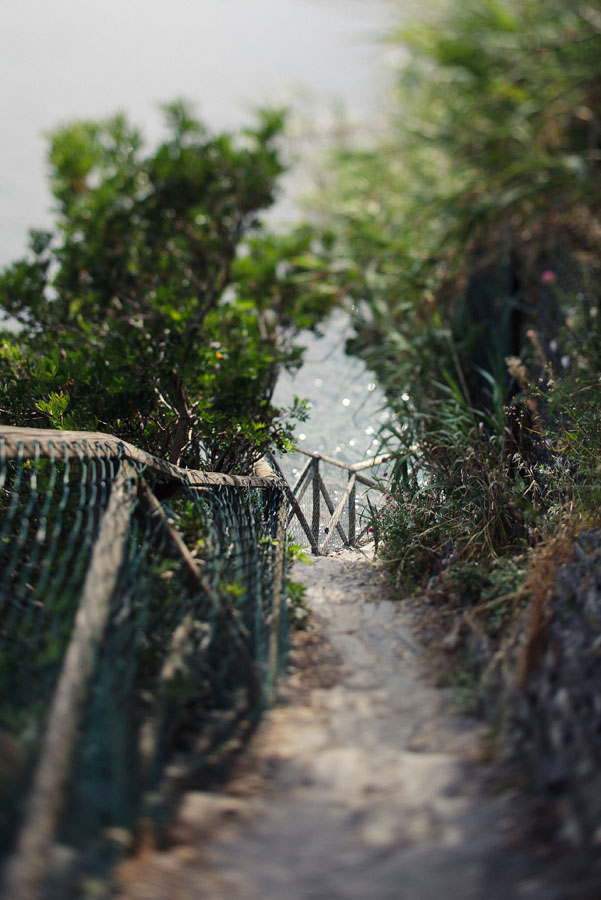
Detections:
[0, 426, 287, 900]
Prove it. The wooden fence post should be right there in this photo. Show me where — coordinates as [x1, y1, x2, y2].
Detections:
[311, 456, 320, 552]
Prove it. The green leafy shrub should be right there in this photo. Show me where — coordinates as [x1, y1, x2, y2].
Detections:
[285, 542, 312, 630]
[0, 102, 337, 471]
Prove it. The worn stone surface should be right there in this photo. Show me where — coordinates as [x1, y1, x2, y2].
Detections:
[116, 548, 600, 899]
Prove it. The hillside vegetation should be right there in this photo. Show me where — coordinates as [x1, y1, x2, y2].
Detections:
[318, 0, 601, 625]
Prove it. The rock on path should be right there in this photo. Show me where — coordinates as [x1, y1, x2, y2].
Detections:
[117, 549, 589, 900]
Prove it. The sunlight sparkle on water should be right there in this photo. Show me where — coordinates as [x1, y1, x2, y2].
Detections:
[299, 433, 306, 440]
[342, 398, 350, 406]
[368, 383, 376, 392]
[314, 378, 323, 387]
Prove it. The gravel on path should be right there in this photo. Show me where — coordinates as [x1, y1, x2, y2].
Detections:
[117, 549, 592, 900]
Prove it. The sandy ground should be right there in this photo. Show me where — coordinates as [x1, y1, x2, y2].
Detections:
[116, 549, 598, 900]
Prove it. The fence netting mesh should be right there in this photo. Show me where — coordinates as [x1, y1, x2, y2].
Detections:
[0, 431, 287, 898]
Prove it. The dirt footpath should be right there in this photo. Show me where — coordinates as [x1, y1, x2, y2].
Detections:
[117, 549, 595, 900]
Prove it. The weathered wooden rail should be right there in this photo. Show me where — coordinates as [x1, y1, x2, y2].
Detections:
[0, 426, 277, 489]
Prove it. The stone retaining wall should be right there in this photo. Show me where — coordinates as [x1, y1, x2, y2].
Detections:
[499, 530, 601, 848]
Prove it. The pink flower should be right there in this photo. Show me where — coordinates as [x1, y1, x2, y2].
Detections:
[541, 270, 556, 284]
[383, 472, 388, 476]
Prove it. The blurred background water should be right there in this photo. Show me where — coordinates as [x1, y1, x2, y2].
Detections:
[0, 0, 398, 459]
